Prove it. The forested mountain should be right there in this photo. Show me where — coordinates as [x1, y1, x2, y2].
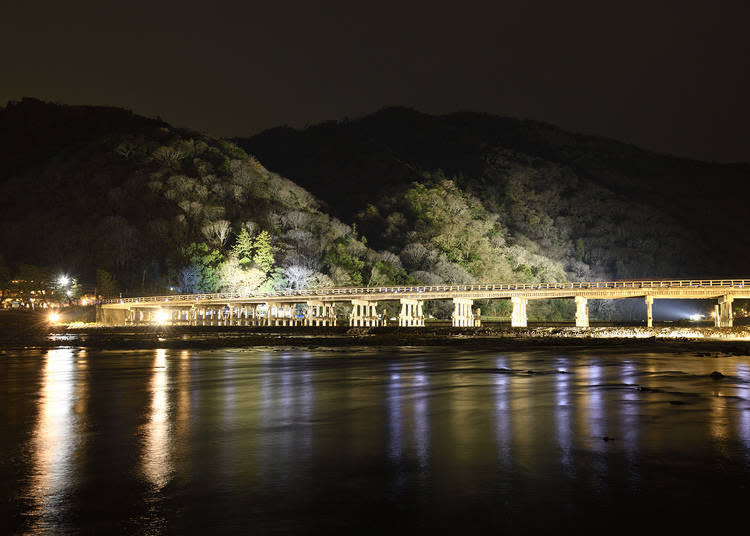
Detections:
[2, 99, 747, 320]
[0, 99, 387, 303]
[237, 107, 750, 284]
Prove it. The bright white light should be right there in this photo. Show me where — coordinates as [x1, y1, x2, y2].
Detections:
[48, 312, 60, 323]
[689, 314, 704, 321]
[58, 275, 70, 286]
[154, 309, 170, 324]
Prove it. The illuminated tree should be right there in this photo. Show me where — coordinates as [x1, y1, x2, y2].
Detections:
[218, 254, 266, 294]
[283, 264, 315, 290]
[201, 219, 231, 248]
[252, 230, 274, 274]
[232, 227, 254, 267]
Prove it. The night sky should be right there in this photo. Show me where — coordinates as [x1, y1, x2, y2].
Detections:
[2, 1, 748, 162]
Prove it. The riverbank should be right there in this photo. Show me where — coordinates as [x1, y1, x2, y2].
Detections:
[2, 321, 750, 355]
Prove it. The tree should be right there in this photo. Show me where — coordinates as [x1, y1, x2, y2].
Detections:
[201, 220, 231, 248]
[218, 254, 266, 294]
[96, 269, 119, 297]
[252, 230, 274, 274]
[283, 264, 315, 290]
[233, 227, 254, 267]
[180, 264, 202, 293]
[182, 243, 225, 292]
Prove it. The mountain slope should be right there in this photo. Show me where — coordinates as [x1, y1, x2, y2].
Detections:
[0, 99, 381, 297]
[236, 107, 750, 282]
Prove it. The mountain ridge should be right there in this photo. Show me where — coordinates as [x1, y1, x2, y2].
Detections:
[1, 98, 747, 319]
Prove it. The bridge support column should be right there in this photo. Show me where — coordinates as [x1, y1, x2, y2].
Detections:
[399, 299, 424, 327]
[306, 301, 332, 326]
[452, 298, 474, 327]
[350, 300, 379, 327]
[718, 296, 733, 327]
[287, 304, 298, 326]
[644, 296, 654, 328]
[575, 296, 589, 328]
[511, 297, 528, 328]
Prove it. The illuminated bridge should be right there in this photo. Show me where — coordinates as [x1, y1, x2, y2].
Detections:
[99, 279, 750, 328]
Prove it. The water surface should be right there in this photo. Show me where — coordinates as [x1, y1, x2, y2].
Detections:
[2, 346, 749, 533]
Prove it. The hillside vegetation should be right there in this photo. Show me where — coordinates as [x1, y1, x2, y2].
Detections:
[2, 100, 747, 320]
[237, 108, 750, 318]
[0, 99, 382, 305]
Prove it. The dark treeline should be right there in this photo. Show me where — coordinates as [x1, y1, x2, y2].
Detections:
[1, 99, 747, 320]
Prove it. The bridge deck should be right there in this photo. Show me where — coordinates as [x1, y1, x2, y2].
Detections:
[102, 279, 750, 308]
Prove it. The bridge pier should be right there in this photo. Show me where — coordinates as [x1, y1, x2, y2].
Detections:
[717, 295, 733, 327]
[452, 298, 476, 327]
[510, 297, 527, 327]
[575, 296, 589, 328]
[349, 300, 379, 327]
[645, 296, 654, 327]
[399, 299, 424, 327]
[268, 303, 295, 326]
[245, 304, 256, 326]
[305, 301, 336, 326]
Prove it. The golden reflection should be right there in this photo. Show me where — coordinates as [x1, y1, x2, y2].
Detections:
[174, 350, 192, 480]
[142, 349, 172, 489]
[709, 370, 729, 443]
[28, 348, 77, 528]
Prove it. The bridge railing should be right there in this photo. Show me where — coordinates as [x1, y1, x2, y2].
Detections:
[102, 279, 750, 305]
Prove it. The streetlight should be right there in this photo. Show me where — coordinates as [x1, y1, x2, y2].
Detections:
[58, 275, 70, 286]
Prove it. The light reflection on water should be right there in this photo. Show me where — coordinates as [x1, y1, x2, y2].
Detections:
[142, 348, 170, 490]
[27, 348, 78, 533]
[5, 347, 750, 533]
[555, 356, 573, 476]
[494, 357, 512, 470]
[734, 363, 750, 460]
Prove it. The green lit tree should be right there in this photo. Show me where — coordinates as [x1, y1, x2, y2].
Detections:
[233, 227, 255, 267]
[252, 230, 274, 274]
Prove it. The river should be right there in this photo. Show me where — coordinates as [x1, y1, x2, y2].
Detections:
[2, 346, 749, 534]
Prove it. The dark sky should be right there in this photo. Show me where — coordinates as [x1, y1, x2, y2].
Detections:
[2, 1, 748, 162]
